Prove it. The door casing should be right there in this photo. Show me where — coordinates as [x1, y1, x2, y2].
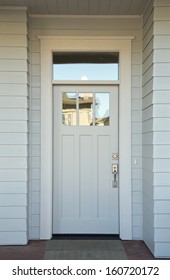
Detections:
[39, 36, 132, 240]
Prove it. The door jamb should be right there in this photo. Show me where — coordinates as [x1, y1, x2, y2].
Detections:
[39, 36, 132, 240]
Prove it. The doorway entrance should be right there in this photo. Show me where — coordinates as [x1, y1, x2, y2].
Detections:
[40, 36, 132, 240]
[53, 85, 119, 234]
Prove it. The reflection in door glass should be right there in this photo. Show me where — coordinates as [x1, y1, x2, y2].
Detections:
[62, 92, 77, 126]
[95, 93, 110, 126]
[79, 93, 93, 126]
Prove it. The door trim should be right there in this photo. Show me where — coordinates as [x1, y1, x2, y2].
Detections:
[39, 36, 132, 240]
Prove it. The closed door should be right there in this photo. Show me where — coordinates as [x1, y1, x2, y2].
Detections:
[53, 85, 119, 234]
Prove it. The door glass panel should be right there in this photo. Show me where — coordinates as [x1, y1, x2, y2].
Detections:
[62, 92, 77, 126]
[62, 91, 110, 126]
[95, 93, 110, 126]
[79, 93, 93, 126]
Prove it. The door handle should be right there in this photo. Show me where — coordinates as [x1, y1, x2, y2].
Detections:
[112, 164, 118, 188]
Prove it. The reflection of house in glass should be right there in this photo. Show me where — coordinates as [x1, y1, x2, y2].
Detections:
[95, 116, 109, 126]
[62, 92, 93, 126]
[62, 92, 110, 126]
[62, 92, 77, 125]
[79, 93, 93, 125]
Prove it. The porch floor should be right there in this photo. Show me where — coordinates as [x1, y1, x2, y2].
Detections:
[0, 240, 158, 260]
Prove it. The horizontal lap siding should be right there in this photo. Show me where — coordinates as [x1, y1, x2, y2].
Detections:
[0, 10, 27, 22]
[0, 47, 28, 60]
[0, 8, 28, 245]
[0, 232, 27, 245]
[153, 0, 170, 258]
[143, 0, 170, 258]
[142, 0, 155, 255]
[30, 16, 142, 239]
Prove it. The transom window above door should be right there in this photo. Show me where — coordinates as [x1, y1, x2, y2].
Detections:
[53, 52, 119, 81]
[62, 91, 110, 126]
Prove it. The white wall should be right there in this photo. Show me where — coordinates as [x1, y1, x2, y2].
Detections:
[153, 0, 170, 258]
[0, 8, 29, 245]
[29, 15, 142, 240]
[142, 0, 170, 258]
[142, 0, 155, 255]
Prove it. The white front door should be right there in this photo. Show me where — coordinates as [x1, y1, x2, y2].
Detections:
[53, 85, 119, 234]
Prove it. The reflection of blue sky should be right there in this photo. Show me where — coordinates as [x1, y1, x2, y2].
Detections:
[95, 93, 109, 118]
[53, 64, 118, 80]
[66, 92, 76, 99]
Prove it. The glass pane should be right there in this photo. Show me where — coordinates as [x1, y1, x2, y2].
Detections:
[62, 92, 77, 126]
[54, 64, 118, 80]
[53, 52, 119, 81]
[95, 93, 110, 126]
[79, 93, 93, 126]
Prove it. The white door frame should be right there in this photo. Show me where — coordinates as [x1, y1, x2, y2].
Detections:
[39, 36, 132, 240]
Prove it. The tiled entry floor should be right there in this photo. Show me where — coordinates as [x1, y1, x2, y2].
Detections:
[0, 240, 155, 260]
[122, 241, 154, 260]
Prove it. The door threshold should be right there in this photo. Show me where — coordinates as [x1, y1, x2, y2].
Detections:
[52, 234, 120, 240]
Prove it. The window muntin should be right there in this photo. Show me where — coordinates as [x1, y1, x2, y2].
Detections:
[79, 93, 93, 126]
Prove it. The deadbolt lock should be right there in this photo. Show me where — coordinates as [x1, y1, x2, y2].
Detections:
[112, 164, 118, 174]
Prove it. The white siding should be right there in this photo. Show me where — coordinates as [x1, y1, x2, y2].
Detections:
[0, 8, 28, 245]
[0, 22, 27, 34]
[0, 47, 28, 60]
[152, 0, 170, 258]
[142, 0, 170, 258]
[142, 0, 155, 255]
[30, 15, 142, 239]
[0, 232, 27, 245]
[0, 35, 27, 47]
[0, 9, 27, 21]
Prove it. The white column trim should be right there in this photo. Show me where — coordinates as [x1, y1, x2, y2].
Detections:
[40, 36, 132, 240]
